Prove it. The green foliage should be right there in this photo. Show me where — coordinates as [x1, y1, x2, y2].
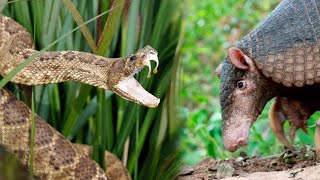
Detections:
[0, 146, 31, 180]
[1, 0, 183, 179]
[180, 0, 319, 165]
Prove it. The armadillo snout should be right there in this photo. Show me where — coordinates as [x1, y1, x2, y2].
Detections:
[224, 137, 248, 152]
[237, 137, 248, 147]
[222, 121, 251, 152]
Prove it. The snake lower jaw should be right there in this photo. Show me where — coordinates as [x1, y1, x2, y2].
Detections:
[113, 77, 160, 108]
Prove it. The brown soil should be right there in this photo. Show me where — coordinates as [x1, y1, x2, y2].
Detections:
[178, 146, 320, 180]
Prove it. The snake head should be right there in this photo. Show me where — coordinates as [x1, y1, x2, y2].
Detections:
[125, 45, 159, 78]
[112, 45, 160, 108]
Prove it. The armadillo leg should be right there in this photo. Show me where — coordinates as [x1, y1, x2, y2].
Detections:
[289, 118, 309, 142]
[269, 100, 295, 150]
[314, 119, 320, 157]
[289, 124, 297, 143]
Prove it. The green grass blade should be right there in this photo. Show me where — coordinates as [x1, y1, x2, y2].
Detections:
[139, 0, 154, 47]
[93, 89, 105, 169]
[114, 103, 138, 156]
[36, 86, 50, 120]
[167, 19, 183, 136]
[62, 82, 79, 118]
[126, 0, 140, 54]
[68, 98, 97, 139]
[134, 108, 139, 180]
[156, 141, 183, 180]
[104, 95, 114, 150]
[127, 61, 174, 170]
[28, 87, 35, 178]
[12, 0, 31, 32]
[56, 14, 74, 50]
[62, 0, 97, 53]
[96, 0, 126, 56]
[30, 0, 44, 44]
[138, 114, 162, 179]
[48, 85, 61, 129]
[62, 85, 92, 136]
[43, 0, 62, 48]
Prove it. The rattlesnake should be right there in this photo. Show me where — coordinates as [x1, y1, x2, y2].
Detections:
[0, 14, 160, 179]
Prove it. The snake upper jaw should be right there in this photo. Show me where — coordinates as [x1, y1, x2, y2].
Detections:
[112, 45, 160, 108]
[113, 76, 160, 108]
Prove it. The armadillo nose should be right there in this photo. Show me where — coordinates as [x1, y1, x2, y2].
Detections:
[226, 146, 237, 152]
[237, 138, 248, 147]
[223, 140, 238, 152]
[224, 137, 248, 152]
[225, 141, 247, 152]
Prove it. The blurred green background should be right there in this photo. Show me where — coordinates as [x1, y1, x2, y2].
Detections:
[180, 0, 320, 165]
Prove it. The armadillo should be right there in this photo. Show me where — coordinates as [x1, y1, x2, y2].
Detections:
[216, 0, 320, 152]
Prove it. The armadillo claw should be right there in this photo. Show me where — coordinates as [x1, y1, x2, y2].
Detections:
[314, 119, 320, 156]
[269, 101, 295, 150]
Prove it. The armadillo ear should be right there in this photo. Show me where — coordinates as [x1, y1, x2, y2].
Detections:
[215, 63, 222, 78]
[228, 47, 251, 70]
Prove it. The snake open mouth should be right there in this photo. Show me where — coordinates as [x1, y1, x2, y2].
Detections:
[114, 49, 160, 108]
[114, 77, 160, 108]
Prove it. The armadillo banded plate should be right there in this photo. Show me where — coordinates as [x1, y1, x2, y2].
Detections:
[238, 0, 320, 87]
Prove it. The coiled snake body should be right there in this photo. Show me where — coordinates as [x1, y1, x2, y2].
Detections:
[0, 14, 160, 179]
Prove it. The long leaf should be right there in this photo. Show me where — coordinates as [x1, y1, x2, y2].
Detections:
[96, 0, 126, 56]
[62, 0, 97, 53]
[28, 87, 35, 177]
[62, 85, 92, 136]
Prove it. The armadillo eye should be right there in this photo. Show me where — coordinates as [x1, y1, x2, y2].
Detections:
[237, 80, 246, 90]
[130, 56, 137, 61]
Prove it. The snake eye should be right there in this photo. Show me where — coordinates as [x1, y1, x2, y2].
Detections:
[130, 56, 137, 61]
[236, 80, 246, 90]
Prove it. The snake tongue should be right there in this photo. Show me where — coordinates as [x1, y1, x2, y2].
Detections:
[113, 77, 160, 108]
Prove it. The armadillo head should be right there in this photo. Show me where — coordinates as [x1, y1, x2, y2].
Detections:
[217, 47, 277, 152]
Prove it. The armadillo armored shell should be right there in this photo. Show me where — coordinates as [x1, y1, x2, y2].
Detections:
[238, 0, 320, 87]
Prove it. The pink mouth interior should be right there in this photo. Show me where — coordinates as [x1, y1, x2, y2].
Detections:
[114, 77, 160, 108]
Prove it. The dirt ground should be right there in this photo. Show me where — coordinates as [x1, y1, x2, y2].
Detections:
[178, 146, 320, 180]
[2, 145, 320, 179]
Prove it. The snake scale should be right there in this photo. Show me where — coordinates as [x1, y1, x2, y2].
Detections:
[0, 14, 160, 179]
